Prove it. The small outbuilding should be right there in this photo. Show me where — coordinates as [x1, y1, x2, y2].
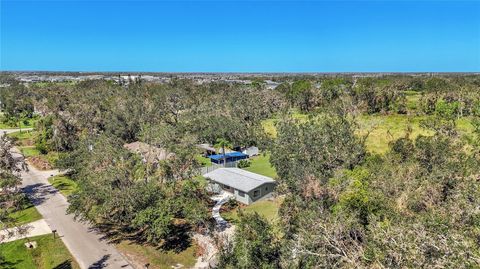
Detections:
[241, 146, 259, 157]
[205, 168, 276, 205]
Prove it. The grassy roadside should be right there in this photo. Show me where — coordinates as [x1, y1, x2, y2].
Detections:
[0, 234, 80, 269]
[0, 116, 38, 129]
[48, 175, 78, 196]
[7, 202, 43, 227]
[117, 241, 198, 269]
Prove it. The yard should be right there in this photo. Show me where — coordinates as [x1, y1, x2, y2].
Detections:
[116, 241, 198, 269]
[7, 130, 35, 146]
[7, 198, 42, 227]
[0, 235, 80, 269]
[222, 198, 282, 224]
[48, 175, 78, 197]
[244, 154, 277, 178]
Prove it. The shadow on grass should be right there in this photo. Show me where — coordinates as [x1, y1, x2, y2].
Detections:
[53, 260, 74, 269]
[0, 259, 23, 269]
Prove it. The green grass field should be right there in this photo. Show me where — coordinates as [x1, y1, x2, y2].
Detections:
[117, 241, 197, 269]
[222, 198, 282, 224]
[244, 154, 277, 178]
[263, 113, 475, 154]
[0, 235, 80, 269]
[8, 203, 43, 227]
[48, 175, 78, 197]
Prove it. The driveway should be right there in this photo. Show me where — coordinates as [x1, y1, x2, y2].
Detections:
[211, 192, 234, 231]
[20, 163, 133, 269]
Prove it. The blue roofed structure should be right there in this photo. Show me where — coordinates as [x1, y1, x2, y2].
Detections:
[208, 151, 248, 164]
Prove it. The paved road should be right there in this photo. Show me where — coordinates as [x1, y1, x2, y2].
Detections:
[20, 163, 133, 269]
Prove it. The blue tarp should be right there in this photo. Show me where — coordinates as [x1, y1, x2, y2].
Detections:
[209, 151, 248, 163]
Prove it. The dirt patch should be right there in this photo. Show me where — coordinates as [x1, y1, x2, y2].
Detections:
[27, 157, 52, 170]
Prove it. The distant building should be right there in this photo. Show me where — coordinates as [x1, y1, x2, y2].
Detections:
[205, 168, 276, 204]
[197, 143, 235, 156]
[241, 146, 259, 157]
[208, 152, 248, 164]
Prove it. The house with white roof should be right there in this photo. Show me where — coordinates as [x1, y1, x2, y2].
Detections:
[204, 168, 276, 205]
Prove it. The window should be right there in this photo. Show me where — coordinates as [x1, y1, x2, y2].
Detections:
[238, 191, 245, 197]
[265, 186, 268, 191]
[253, 190, 260, 197]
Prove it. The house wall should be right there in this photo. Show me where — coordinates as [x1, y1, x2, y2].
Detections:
[233, 189, 251, 204]
[231, 182, 276, 205]
[211, 180, 276, 205]
[246, 182, 276, 204]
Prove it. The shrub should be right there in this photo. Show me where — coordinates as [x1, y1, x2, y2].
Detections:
[237, 159, 251, 168]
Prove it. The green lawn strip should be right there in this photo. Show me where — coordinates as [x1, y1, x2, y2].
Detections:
[243, 154, 277, 178]
[25, 151, 60, 169]
[47, 175, 78, 197]
[7, 130, 36, 147]
[8, 203, 43, 227]
[0, 234, 80, 269]
[222, 199, 282, 224]
[116, 241, 197, 269]
[19, 146, 41, 158]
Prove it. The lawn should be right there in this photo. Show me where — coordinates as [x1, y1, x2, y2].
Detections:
[222, 198, 282, 224]
[244, 154, 277, 178]
[20, 146, 41, 158]
[8, 203, 43, 227]
[7, 130, 36, 147]
[117, 241, 198, 269]
[0, 235, 80, 269]
[48, 175, 78, 197]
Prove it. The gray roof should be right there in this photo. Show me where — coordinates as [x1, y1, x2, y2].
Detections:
[204, 168, 275, 193]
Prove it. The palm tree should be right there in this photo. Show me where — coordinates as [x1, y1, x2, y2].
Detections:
[214, 138, 232, 166]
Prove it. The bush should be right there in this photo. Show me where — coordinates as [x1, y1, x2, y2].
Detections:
[237, 159, 251, 168]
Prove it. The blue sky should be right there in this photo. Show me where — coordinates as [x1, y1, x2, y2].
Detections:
[1, 1, 479, 72]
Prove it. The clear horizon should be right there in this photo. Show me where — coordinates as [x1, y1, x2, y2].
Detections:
[1, 1, 479, 72]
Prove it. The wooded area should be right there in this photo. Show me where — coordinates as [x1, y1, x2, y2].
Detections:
[1, 73, 479, 268]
